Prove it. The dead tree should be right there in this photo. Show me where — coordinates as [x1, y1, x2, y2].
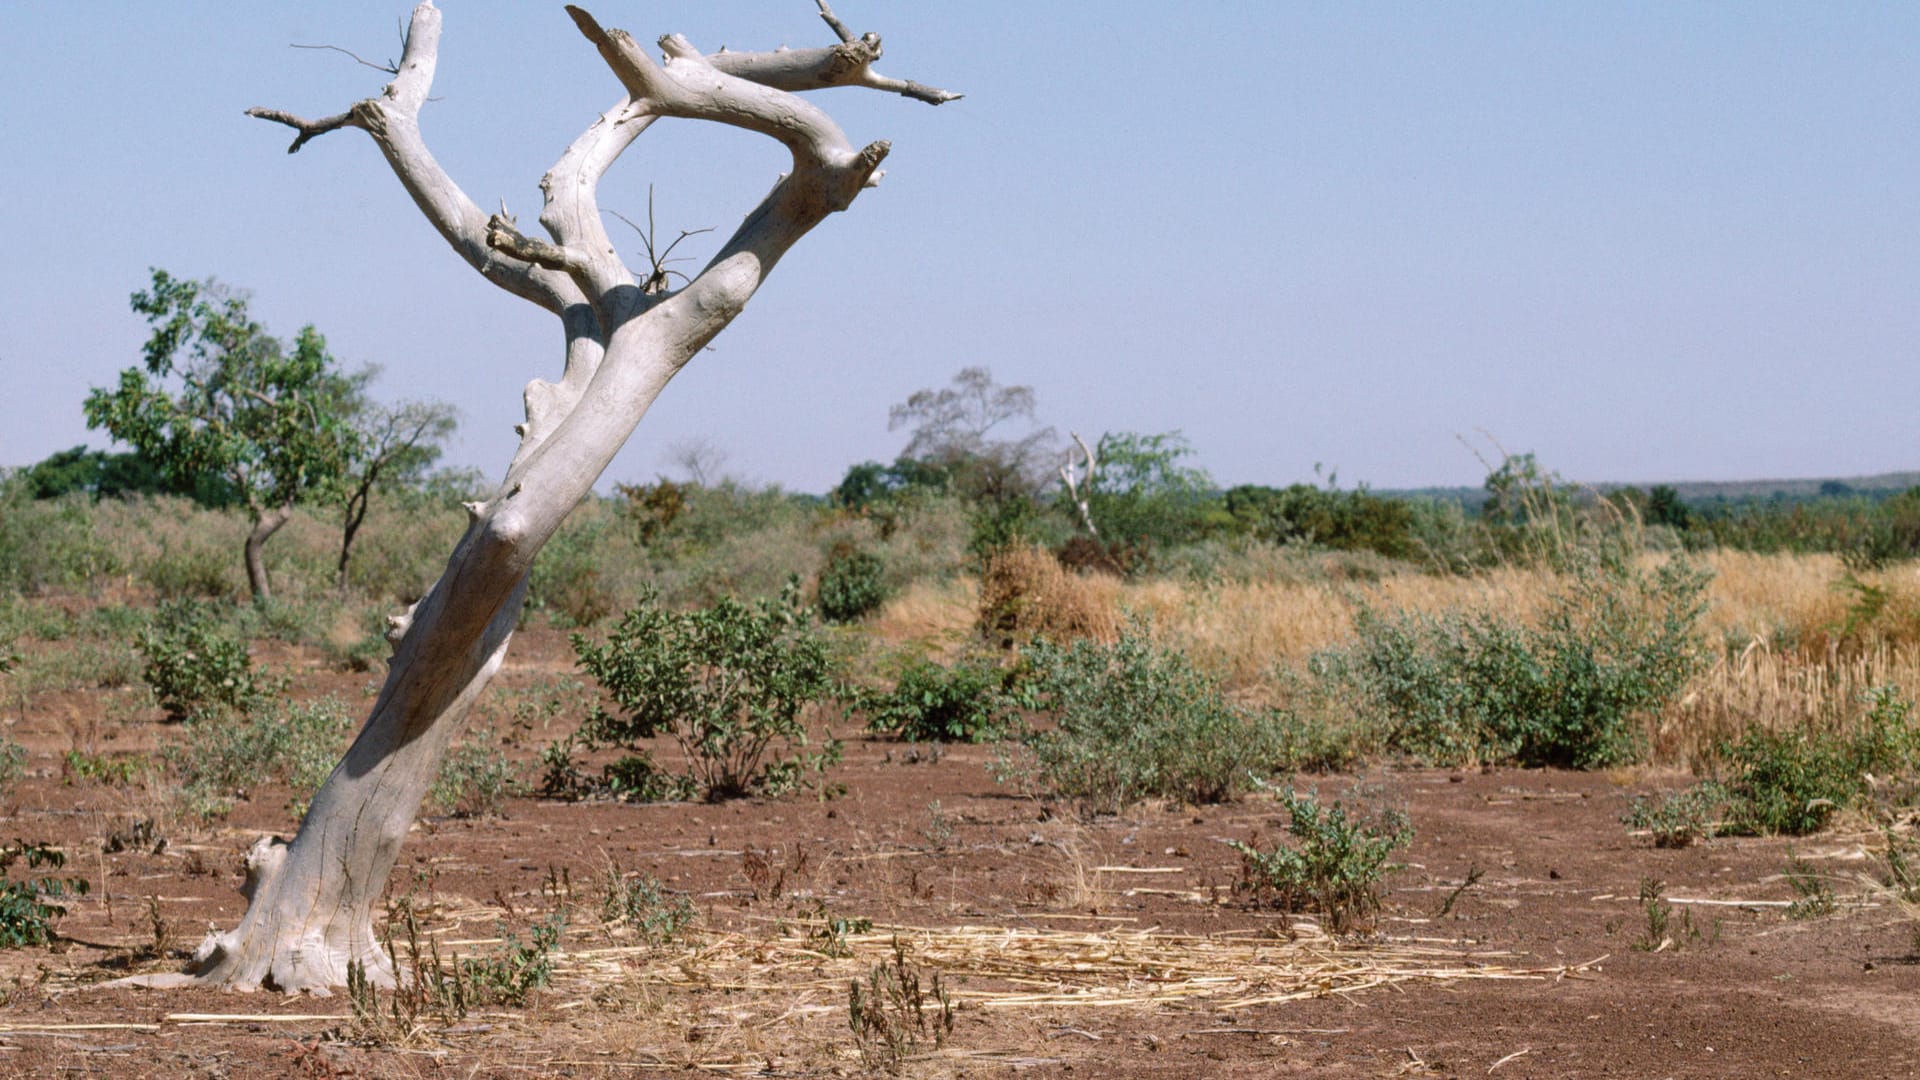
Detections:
[134, 1, 956, 993]
[1059, 431, 1100, 537]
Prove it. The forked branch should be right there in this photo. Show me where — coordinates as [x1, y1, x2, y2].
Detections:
[247, 2, 577, 317]
[1061, 432, 1100, 538]
[707, 1, 963, 105]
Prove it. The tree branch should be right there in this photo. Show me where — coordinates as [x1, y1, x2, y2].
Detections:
[707, 3, 962, 105]
[1061, 431, 1100, 538]
[248, 1, 578, 317]
[244, 107, 362, 154]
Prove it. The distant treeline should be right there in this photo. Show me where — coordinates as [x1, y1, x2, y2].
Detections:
[13, 437, 1920, 576]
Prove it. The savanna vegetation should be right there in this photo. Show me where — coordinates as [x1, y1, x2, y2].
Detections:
[5, 359, 1920, 1066]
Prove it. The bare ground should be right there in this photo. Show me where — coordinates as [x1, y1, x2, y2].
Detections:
[1, 628, 1917, 1078]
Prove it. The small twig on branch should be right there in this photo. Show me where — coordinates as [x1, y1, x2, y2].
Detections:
[608, 188, 715, 295]
[290, 42, 399, 74]
[244, 106, 362, 154]
[815, 1, 857, 44]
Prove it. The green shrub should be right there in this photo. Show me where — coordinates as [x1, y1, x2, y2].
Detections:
[1719, 729, 1859, 836]
[138, 601, 261, 721]
[1649, 687, 1920, 838]
[1311, 554, 1710, 768]
[0, 841, 89, 948]
[601, 754, 699, 802]
[1230, 785, 1412, 934]
[597, 862, 696, 945]
[818, 548, 888, 623]
[573, 582, 839, 801]
[0, 740, 25, 794]
[170, 696, 354, 817]
[430, 730, 520, 818]
[142, 539, 236, 600]
[997, 623, 1278, 814]
[860, 654, 1022, 743]
[528, 514, 614, 628]
[1623, 784, 1727, 848]
[1223, 482, 1418, 560]
[0, 488, 121, 594]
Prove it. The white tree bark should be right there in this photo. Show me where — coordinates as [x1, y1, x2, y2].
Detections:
[131, 0, 954, 994]
[1060, 431, 1100, 538]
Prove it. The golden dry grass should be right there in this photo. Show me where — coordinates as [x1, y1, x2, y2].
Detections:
[977, 546, 1120, 650]
[869, 548, 1920, 766]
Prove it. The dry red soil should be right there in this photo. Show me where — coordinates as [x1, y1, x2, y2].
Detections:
[1, 628, 1917, 1078]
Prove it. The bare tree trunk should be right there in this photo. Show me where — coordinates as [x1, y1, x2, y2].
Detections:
[335, 478, 375, 592]
[243, 503, 294, 603]
[129, 1, 954, 993]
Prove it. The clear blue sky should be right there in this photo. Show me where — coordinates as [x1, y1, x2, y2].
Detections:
[3, 3, 1915, 493]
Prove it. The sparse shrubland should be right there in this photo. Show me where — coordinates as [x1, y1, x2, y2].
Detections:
[3, 433, 1919, 881]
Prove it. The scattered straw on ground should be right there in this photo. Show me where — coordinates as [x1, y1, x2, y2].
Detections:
[552, 920, 1596, 1013]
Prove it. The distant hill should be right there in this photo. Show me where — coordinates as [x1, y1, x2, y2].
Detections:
[1381, 470, 1920, 508]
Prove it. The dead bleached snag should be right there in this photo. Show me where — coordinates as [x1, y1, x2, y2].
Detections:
[129, 1, 954, 994]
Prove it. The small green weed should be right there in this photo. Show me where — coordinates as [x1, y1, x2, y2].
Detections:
[462, 913, 566, 1005]
[596, 861, 696, 945]
[429, 730, 519, 818]
[0, 740, 25, 795]
[1623, 785, 1727, 849]
[0, 841, 89, 948]
[848, 937, 954, 1071]
[62, 750, 147, 787]
[807, 905, 873, 959]
[1784, 850, 1837, 919]
[1230, 785, 1412, 933]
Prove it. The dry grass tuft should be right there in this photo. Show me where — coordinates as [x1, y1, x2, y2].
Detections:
[977, 546, 1120, 649]
[868, 577, 979, 658]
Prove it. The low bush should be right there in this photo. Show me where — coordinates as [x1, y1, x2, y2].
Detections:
[1714, 687, 1917, 835]
[430, 729, 520, 818]
[0, 841, 89, 948]
[996, 623, 1279, 815]
[1231, 785, 1412, 934]
[574, 582, 840, 801]
[1622, 784, 1727, 848]
[817, 547, 889, 623]
[1636, 687, 1920, 839]
[170, 696, 354, 817]
[1311, 553, 1710, 768]
[138, 600, 262, 721]
[859, 653, 1023, 743]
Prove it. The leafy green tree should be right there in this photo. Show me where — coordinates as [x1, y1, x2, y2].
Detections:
[1223, 481, 1417, 559]
[1082, 430, 1223, 551]
[1645, 484, 1691, 530]
[84, 270, 357, 601]
[19, 445, 222, 502]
